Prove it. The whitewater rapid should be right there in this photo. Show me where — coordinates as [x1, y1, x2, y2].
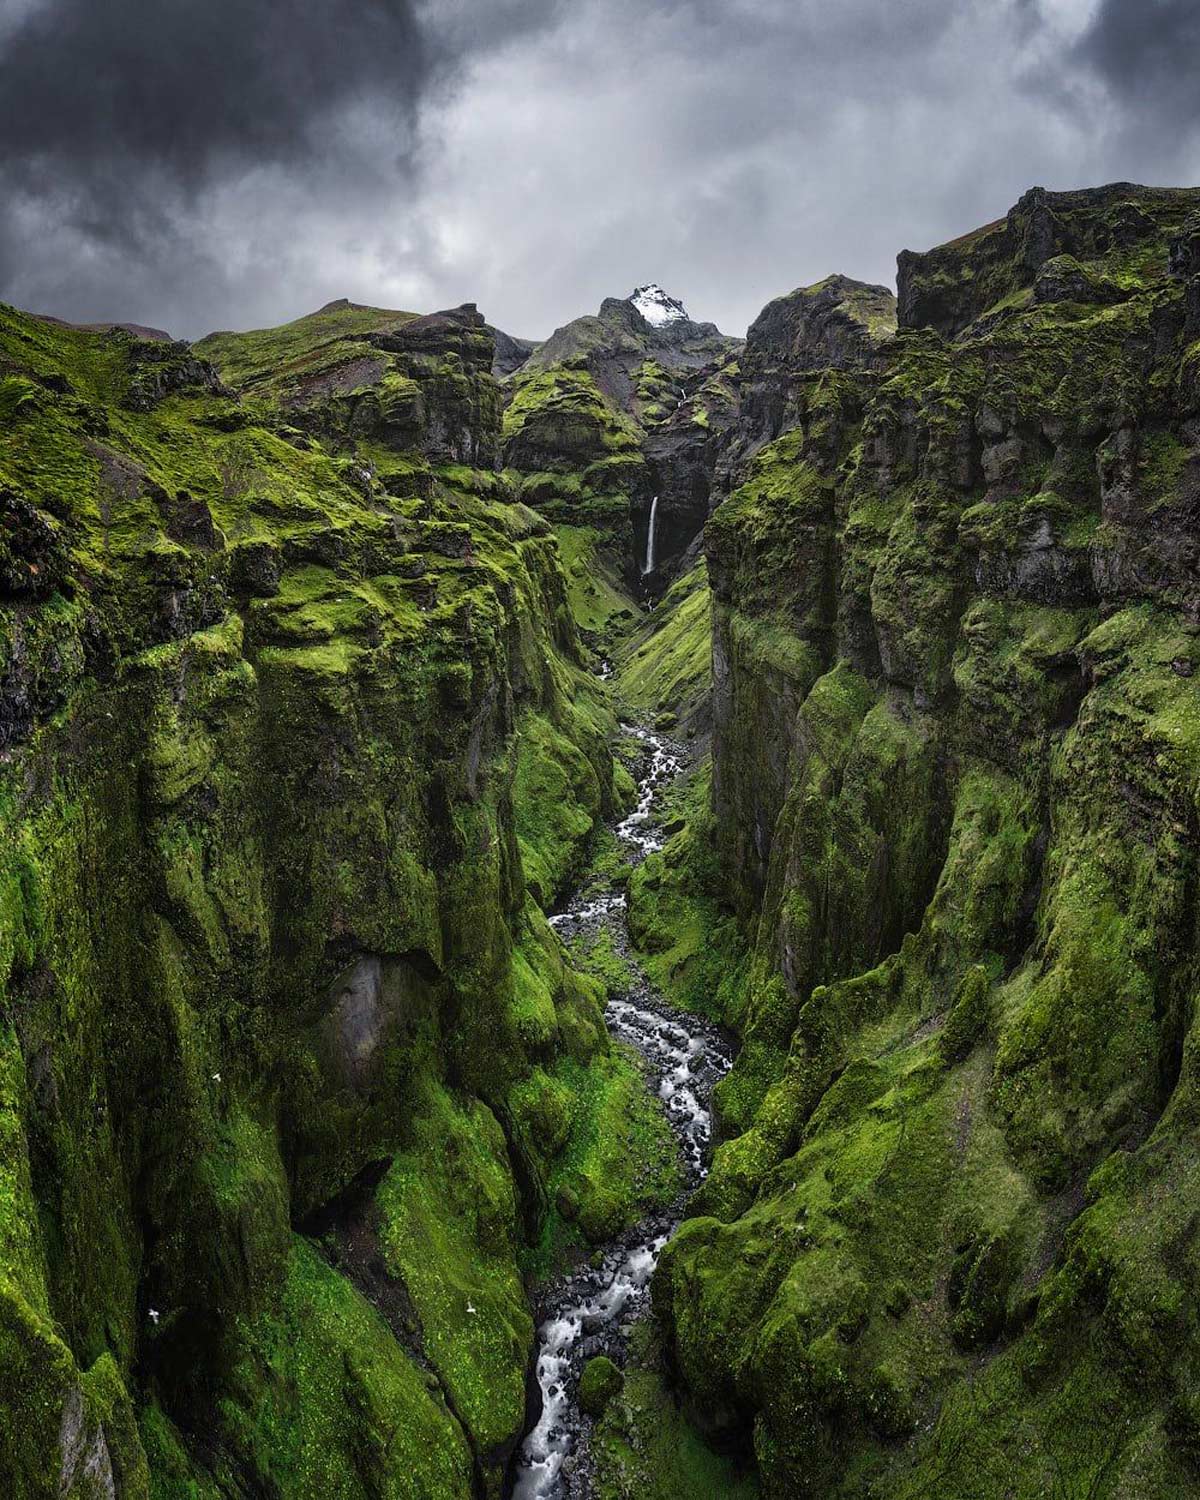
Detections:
[511, 724, 731, 1499]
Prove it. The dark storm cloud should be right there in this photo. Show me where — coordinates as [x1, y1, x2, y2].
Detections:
[1072, 0, 1200, 106]
[0, 0, 427, 189]
[2, 0, 1198, 341]
[0, 0, 561, 333]
[0, 0, 435, 329]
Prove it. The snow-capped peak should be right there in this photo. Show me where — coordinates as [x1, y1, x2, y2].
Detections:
[629, 284, 688, 327]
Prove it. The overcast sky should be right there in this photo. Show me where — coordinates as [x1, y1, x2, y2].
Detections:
[0, 0, 1197, 341]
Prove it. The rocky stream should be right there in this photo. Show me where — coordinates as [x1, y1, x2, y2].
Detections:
[509, 724, 733, 1499]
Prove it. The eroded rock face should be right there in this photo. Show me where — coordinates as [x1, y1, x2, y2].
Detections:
[659, 183, 1200, 1498]
[59, 1386, 116, 1500]
[623, 276, 896, 588]
[0, 293, 624, 1497]
[499, 290, 742, 572]
[897, 182, 1200, 338]
[488, 324, 540, 377]
[743, 274, 897, 373]
[196, 298, 503, 466]
[712, 274, 897, 503]
[123, 337, 227, 411]
[640, 362, 741, 581]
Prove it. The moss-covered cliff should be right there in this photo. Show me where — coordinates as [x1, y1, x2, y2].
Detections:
[499, 291, 740, 584]
[651, 183, 1200, 1497]
[0, 298, 673, 1497]
[5, 179, 1200, 1500]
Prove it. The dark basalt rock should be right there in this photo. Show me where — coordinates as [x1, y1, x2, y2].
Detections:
[744, 274, 896, 373]
[642, 361, 741, 579]
[1033, 254, 1127, 307]
[662, 182, 1200, 1500]
[0, 486, 67, 598]
[1169, 211, 1200, 278]
[154, 488, 224, 552]
[488, 324, 540, 377]
[369, 301, 494, 369]
[123, 336, 227, 410]
[898, 182, 1200, 338]
[227, 539, 281, 598]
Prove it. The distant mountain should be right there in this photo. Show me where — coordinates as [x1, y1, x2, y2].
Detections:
[499, 286, 741, 572]
[34, 311, 175, 342]
[510, 284, 738, 401]
[629, 282, 688, 326]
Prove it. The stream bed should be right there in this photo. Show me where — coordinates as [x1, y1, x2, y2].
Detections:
[510, 725, 732, 1499]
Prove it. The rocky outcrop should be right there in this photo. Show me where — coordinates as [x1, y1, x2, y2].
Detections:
[487, 324, 540, 377]
[742, 273, 896, 372]
[897, 182, 1200, 338]
[196, 299, 501, 467]
[123, 337, 228, 411]
[639, 361, 741, 582]
[653, 183, 1200, 1498]
[710, 274, 896, 504]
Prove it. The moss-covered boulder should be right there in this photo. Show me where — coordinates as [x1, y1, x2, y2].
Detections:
[579, 1355, 624, 1418]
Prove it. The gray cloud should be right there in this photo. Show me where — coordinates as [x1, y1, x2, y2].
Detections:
[1, 0, 1197, 341]
[1073, 0, 1200, 105]
[0, 0, 426, 189]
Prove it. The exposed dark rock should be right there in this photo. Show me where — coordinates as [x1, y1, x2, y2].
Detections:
[0, 486, 67, 597]
[488, 324, 540, 377]
[898, 182, 1200, 338]
[123, 337, 227, 410]
[743, 274, 896, 373]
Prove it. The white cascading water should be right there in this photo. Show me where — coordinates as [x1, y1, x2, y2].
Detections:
[512, 721, 732, 1500]
[642, 495, 659, 575]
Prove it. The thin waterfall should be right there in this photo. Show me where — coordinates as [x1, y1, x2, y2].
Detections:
[642, 494, 659, 575]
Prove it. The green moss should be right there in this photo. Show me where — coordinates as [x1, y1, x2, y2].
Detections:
[593, 1358, 760, 1500]
[627, 759, 747, 1022]
[568, 925, 639, 998]
[579, 1354, 625, 1417]
[553, 523, 640, 645]
[195, 301, 418, 391]
[617, 564, 713, 727]
[518, 1046, 682, 1276]
[939, 963, 992, 1063]
[0, 294, 649, 1492]
[376, 1081, 531, 1462]
[216, 1237, 473, 1497]
[512, 701, 607, 907]
[503, 366, 640, 456]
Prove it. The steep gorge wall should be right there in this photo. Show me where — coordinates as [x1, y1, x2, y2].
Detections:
[0, 302, 650, 1497]
[654, 186, 1200, 1497]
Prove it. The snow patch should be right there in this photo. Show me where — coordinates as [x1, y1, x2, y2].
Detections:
[629, 283, 687, 327]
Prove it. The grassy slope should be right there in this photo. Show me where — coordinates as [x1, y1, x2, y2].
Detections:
[195, 300, 418, 392]
[553, 523, 639, 645]
[616, 561, 713, 731]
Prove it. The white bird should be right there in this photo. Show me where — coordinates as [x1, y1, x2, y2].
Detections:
[148, 1308, 160, 1325]
[466, 1302, 478, 1315]
[212, 1072, 221, 1083]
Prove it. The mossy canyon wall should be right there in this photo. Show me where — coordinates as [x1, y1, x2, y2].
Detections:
[0, 300, 659, 1497]
[3, 181, 1200, 1500]
[653, 184, 1200, 1497]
